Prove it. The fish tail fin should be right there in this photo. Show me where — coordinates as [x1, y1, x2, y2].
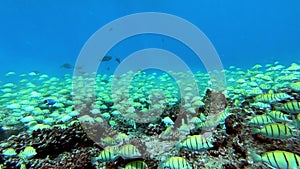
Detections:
[285, 118, 293, 123]
[91, 157, 99, 164]
[250, 151, 262, 163]
[292, 119, 300, 129]
[251, 128, 260, 134]
[274, 105, 281, 111]
[292, 128, 300, 138]
[176, 142, 182, 152]
[245, 120, 250, 125]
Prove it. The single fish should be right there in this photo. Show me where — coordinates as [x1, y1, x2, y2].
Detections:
[255, 93, 278, 103]
[250, 102, 271, 109]
[189, 117, 202, 124]
[115, 133, 129, 143]
[177, 135, 213, 151]
[60, 63, 73, 69]
[275, 101, 300, 114]
[162, 156, 192, 169]
[259, 83, 271, 90]
[215, 108, 232, 124]
[44, 99, 56, 105]
[115, 57, 121, 64]
[101, 136, 117, 146]
[18, 146, 37, 160]
[93, 147, 118, 162]
[196, 119, 217, 131]
[254, 93, 291, 103]
[274, 93, 292, 101]
[252, 123, 295, 139]
[118, 144, 141, 159]
[266, 110, 292, 123]
[101, 56, 112, 62]
[289, 81, 300, 92]
[246, 114, 274, 126]
[159, 126, 173, 139]
[251, 150, 300, 169]
[2, 148, 17, 157]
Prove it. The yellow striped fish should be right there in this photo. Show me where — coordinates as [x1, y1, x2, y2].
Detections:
[274, 93, 292, 101]
[101, 136, 117, 146]
[189, 117, 202, 124]
[254, 93, 291, 103]
[159, 126, 173, 139]
[115, 133, 129, 143]
[195, 121, 206, 130]
[2, 148, 17, 157]
[195, 109, 230, 130]
[250, 102, 271, 109]
[215, 108, 232, 124]
[252, 123, 295, 139]
[94, 147, 118, 162]
[266, 110, 292, 123]
[289, 81, 300, 92]
[259, 83, 271, 90]
[275, 101, 300, 114]
[119, 161, 148, 169]
[196, 119, 218, 131]
[246, 87, 263, 96]
[177, 135, 213, 151]
[18, 146, 37, 160]
[246, 114, 274, 126]
[162, 156, 192, 169]
[118, 144, 141, 159]
[252, 150, 300, 169]
[254, 93, 278, 103]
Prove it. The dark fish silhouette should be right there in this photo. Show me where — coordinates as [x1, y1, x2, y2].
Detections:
[60, 63, 73, 69]
[101, 56, 112, 62]
[115, 57, 121, 64]
[44, 99, 56, 105]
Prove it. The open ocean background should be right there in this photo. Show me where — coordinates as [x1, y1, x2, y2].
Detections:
[0, 0, 300, 78]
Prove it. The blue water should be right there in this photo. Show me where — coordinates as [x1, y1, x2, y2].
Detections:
[1, 0, 300, 78]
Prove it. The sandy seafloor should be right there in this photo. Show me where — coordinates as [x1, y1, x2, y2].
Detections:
[0, 61, 299, 169]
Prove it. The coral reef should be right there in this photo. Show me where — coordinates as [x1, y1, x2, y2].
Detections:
[0, 122, 98, 169]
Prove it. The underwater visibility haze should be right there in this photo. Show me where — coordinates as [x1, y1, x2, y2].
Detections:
[0, 1, 300, 168]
